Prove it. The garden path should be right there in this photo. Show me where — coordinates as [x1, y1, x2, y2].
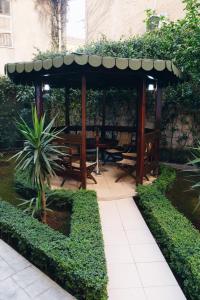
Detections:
[0, 239, 76, 300]
[98, 197, 187, 300]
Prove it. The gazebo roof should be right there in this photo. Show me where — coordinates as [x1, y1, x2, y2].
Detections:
[5, 53, 182, 88]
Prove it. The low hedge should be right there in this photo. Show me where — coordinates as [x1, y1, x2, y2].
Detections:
[137, 165, 200, 300]
[0, 189, 108, 300]
[14, 170, 37, 198]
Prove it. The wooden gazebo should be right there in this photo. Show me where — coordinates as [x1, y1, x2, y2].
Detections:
[5, 54, 182, 188]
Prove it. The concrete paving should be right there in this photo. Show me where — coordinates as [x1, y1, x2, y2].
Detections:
[0, 194, 187, 300]
[0, 240, 75, 300]
[98, 197, 187, 300]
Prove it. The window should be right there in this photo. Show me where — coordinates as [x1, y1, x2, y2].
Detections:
[0, 0, 12, 47]
[0, 0, 10, 15]
[146, 15, 160, 31]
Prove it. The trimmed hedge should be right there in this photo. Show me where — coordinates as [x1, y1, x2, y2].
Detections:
[14, 170, 37, 199]
[137, 166, 200, 300]
[0, 189, 108, 300]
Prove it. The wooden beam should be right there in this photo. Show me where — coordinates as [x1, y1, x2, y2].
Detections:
[35, 84, 43, 119]
[136, 80, 146, 185]
[101, 90, 106, 140]
[65, 87, 70, 131]
[155, 84, 162, 130]
[155, 84, 162, 165]
[81, 76, 87, 189]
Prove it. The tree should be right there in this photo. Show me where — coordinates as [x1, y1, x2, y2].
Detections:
[13, 108, 64, 223]
[35, 0, 69, 51]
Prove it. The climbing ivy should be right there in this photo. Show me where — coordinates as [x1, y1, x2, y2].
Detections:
[77, 0, 200, 151]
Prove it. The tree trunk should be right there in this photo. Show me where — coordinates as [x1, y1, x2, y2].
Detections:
[41, 190, 47, 224]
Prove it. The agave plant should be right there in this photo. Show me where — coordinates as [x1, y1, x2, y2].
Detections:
[13, 107, 64, 223]
[187, 141, 200, 213]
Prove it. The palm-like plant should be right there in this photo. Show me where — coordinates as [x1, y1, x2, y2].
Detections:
[187, 141, 200, 212]
[13, 108, 64, 223]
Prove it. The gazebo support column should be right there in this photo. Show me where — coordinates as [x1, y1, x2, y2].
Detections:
[35, 84, 43, 119]
[155, 84, 162, 167]
[65, 87, 70, 131]
[101, 90, 106, 140]
[136, 80, 146, 185]
[81, 76, 87, 189]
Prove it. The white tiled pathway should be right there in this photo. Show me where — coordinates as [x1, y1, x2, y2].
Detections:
[0, 240, 75, 300]
[98, 197, 187, 300]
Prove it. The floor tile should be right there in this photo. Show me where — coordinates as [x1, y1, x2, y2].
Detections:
[0, 277, 30, 300]
[144, 286, 187, 300]
[103, 229, 128, 245]
[25, 277, 52, 298]
[105, 245, 133, 263]
[0, 240, 75, 299]
[137, 262, 177, 287]
[36, 286, 75, 300]
[12, 266, 44, 288]
[108, 288, 147, 300]
[0, 259, 15, 280]
[123, 219, 147, 230]
[130, 244, 165, 262]
[107, 263, 142, 288]
[126, 229, 155, 245]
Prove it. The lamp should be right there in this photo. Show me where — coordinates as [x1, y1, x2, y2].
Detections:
[148, 83, 155, 91]
[43, 84, 50, 92]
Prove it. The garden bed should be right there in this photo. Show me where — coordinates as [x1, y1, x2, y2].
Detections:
[136, 166, 200, 300]
[0, 188, 107, 300]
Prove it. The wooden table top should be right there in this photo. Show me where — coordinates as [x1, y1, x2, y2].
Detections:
[122, 152, 137, 159]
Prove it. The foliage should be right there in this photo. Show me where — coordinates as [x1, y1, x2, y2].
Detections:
[15, 170, 37, 199]
[1, 0, 199, 156]
[13, 108, 64, 222]
[34, 0, 69, 51]
[77, 0, 200, 150]
[137, 165, 200, 300]
[186, 140, 200, 212]
[0, 190, 107, 300]
[0, 77, 34, 149]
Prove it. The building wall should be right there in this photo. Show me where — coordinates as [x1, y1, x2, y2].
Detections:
[86, 0, 185, 42]
[67, 36, 85, 52]
[0, 0, 51, 74]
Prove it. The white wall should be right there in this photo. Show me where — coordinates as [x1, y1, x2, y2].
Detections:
[86, 0, 185, 42]
[0, 0, 51, 74]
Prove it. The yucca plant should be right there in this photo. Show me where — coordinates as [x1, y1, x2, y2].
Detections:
[187, 141, 200, 212]
[13, 107, 64, 223]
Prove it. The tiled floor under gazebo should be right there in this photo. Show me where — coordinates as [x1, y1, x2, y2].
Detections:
[51, 164, 155, 201]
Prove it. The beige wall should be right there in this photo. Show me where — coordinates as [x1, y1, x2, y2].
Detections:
[86, 0, 185, 42]
[67, 36, 85, 52]
[0, 0, 51, 74]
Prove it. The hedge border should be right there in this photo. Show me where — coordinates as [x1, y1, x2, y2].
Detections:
[0, 189, 108, 300]
[137, 165, 200, 300]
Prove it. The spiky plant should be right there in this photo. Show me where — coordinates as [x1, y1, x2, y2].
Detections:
[13, 108, 64, 223]
[187, 141, 200, 212]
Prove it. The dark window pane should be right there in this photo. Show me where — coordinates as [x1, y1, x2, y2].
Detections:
[0, 0, 10, 15]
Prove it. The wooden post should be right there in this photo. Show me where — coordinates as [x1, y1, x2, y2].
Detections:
[155, 83, 162, 166]
[35, 84, 43, 119]
[101, 90, 106, 140]
[81, 76, 87, 189]
[135, 88, 139, 152]
[155, 84, 162, 130]
[136, 80, 146, 185]
[65, 87, 70, 131]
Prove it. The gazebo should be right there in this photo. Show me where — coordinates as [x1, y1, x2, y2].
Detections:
[5, 54, 182, 189]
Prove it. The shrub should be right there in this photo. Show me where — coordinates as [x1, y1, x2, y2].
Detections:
[15, 170, 36, 199]
[0, 190, 107, 300]
[137, 166, 200, 300]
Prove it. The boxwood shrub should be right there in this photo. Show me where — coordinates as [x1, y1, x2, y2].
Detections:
[137, 165, 200, 300]
[0, 189, 108, 300]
